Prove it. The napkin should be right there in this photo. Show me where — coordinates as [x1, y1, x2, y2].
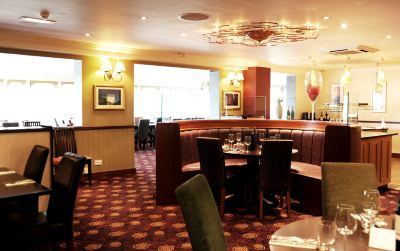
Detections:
[269, 235, 318, 249]
[0, 170, 15, 176]
[5, 179, 35, 187]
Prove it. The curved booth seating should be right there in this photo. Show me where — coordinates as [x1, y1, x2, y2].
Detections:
[156, 119, 362, 215]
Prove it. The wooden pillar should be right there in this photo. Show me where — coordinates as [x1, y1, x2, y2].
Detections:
[243, 67, 271, 119]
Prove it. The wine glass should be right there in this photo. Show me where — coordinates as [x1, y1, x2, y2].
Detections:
[304, 69, 323, 120]
[361, 189, 380, 232]
[244, 136, 251, 152]
[228, 133, 235, 150]
[236, 133, 242, 144]
[335, 204, 357, 250]
[258, 133, 265, 148]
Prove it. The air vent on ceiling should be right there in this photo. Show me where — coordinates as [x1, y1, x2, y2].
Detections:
[327, 45, 379, 55]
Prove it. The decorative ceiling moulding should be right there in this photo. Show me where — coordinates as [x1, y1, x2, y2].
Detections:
[202, 21, 319, 47]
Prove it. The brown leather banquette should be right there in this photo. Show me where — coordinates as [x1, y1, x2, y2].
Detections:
[156, 119, 361, 210]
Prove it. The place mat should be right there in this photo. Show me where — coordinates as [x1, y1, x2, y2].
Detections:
[5, 179, 35, 187]
[0, 170, 15, 176]
[269, 235, 318, 249]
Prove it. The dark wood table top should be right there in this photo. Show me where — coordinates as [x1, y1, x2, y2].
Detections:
[224, 148, 298, 157]
[270, 216, 391, 251]
[0, 167, 51, 201]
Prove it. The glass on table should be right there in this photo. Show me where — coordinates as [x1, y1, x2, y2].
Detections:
[236, 132, 242, 144]
[223, 139, 230, 151]
[317, 219, 336, 251]
[244, 136, 251, 152]
[335, 203, 357, 250]
[228, 133, 235, 150]
[361, 189, 380, 233]
[258, 132, 265, 148]
[275, 134, 281, 139]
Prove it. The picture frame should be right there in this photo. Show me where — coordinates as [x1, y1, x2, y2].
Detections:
[331, 84, 344, 105]
[372, 80, 387, 113]
[94, 85, 125, 110]
[223, 91, 240, 109]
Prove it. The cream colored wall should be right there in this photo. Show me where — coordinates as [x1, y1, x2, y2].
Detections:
[323, 65, 400, 153]
[219, 69, 243, 116]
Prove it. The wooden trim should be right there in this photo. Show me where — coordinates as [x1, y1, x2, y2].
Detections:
[392, 153, 400, 158]
[0, 47, 82, 60]
[0, 127, 50, 134]
[177, 119, 335, 132]
[133, 60, 219, 71]
[359, 120, 400, 124]
[73, 125, 134, 131]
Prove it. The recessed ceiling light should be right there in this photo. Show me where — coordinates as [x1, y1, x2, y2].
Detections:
[85, 33, 91, 37]
[18, 16, 56, 24]
[181, 33, 187, 37]
[340, 23, 348, 29]
[140, 16, 148, 21]
[179, 13, 210, 21]
[322, 16, 330, 20]
[386, 34, 392, 39]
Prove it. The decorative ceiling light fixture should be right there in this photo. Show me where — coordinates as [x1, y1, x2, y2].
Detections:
[101, 59, 126, 82]
[19, 9, 56, 24]
[227, 71, 244, 88]
[340, 57, 352, 85]
[202, 21, 318, 47]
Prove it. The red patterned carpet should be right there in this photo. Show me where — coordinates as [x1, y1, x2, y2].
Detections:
[60, 150, 399, 250]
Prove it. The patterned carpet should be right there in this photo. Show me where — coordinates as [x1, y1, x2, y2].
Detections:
[62, 150, 399, 250]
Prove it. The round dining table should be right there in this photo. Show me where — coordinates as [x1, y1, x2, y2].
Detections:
[270, 216, 391, 251]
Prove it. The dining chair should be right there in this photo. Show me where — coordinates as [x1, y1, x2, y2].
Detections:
[321, 162, 377, 217]
[259, 139, 293, 220]
[2, 145, 49, 213]
[52, 127, 92, 186]
[0, 153, 86, 249]
[175, 174, 228, 251]
[135, 119, 150, 150]
[196, 137, 240, 218]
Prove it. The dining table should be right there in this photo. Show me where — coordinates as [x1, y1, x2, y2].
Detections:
[270, 216, 393, 251]
[0, 167, 51, 202]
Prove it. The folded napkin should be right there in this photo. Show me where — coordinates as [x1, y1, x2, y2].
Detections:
[269, 235, 318, 249]
[0, 170, 15, 176]
[5, 179, 35, 187]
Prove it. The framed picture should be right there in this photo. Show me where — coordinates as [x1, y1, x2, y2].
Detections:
[223, 91, 240, 109]
[331, 84, 344, 105]
[94, 85, 125, 110]
[372, 80, 387, 112]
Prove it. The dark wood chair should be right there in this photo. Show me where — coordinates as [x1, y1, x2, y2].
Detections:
[175, 174, 228, 251]
[259, 139, 293, 219]
[1, 145, 49, 214]
[135, 119, 150, 150]
[196, 137, 241, 218]
[53, 127, 92, 186]
[0, 154, 86, 249]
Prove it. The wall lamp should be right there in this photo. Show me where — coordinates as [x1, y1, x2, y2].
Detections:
[101, 59, 126, 82]
[227, 71, 244, 88]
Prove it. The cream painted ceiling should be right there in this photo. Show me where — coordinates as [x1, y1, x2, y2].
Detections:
[0, 0, 399, 69]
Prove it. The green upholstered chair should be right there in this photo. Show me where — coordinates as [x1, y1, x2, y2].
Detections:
[175, 174, 228, 251]
[321, 162, 377, 217]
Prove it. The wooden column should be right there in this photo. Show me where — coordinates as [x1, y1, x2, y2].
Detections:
[243, 67, 271, 119]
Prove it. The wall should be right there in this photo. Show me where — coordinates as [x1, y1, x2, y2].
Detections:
[323, 65, 400, 153]
[219, 69, 243, 116]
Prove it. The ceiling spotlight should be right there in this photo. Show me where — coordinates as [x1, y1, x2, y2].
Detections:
[181, 33, 187, 37]
[340, 23, 348, 29]
[85, 33, 91, 37]
[322, 16, 330, 20]
[19, 9, 56, 24]
[386, 34, 392, 39]
[140, 16, 148, 21]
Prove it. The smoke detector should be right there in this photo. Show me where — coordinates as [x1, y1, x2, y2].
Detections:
[324, 45, 379, 56]
[19, 9, 56, 24]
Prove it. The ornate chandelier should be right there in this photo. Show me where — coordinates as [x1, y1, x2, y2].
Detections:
[202, 21, 318, 47]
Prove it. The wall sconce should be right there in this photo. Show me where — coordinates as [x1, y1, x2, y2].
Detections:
[227, 71, 244, 88]
[101, 59, 126, 82]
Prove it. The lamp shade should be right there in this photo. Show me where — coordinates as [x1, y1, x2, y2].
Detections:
[100, 60, 113, 72]
[227, 72, 236, 80]
[114, 62, 126, 73]
[340, 66, 351, 85]
[235, 72, 244, 81]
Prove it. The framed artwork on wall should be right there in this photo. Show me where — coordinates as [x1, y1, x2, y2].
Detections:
[223, 91, 240, 109]
[331, 84, 344, 105]
[94, 85, 125, 110]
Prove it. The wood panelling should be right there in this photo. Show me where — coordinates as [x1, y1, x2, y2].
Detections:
[75, 128, 135, 173]
[0, 131, 51, 211]
[361, 135, 392, 186]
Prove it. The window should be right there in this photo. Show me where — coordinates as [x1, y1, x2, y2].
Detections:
[270, 72, 296, 119]
[0, 53, 82, 126]
[134, 64, 210, 121]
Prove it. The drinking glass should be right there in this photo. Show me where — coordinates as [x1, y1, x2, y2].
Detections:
[244, 136, 251, 152]
[335, 204, 357, 250]
[361, 189, 380, 233]
[228, 133, 235, 150]
[223, 139, 230, 151]
[317, 219, 336, 251]
[236, 133, 242, 144]
[275, 134, 281, 139]
[258, 132, 265, 148]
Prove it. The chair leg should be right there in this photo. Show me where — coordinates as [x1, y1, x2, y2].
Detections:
[259, 191, 264, 220]
[87, 160, 92, 186]
[286, 191, 291, 217]
[219, 188, 225, 218]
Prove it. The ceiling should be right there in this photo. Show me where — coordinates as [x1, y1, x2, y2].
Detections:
[0, 0, 399, 69]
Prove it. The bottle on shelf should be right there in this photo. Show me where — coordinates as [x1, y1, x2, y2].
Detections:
[319, 112, 324, 121]
[286, 107, 291, 120]
[290, 106, 295, 120]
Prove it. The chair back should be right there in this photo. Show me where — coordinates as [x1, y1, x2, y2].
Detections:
[175, 174, 227, 251]
[196, 137, 226, 193]
[321, 162, 377, 217]
[259, 140, 293, 192]
[23, 145, 49, 184]
[47, 153, 86, 237]
[137, 119, 150, 140]
[53, 128, 77, 157]
[156, 117, 162, 123]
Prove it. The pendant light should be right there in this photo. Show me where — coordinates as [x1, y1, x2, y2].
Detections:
[340, 57, 351, 85]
